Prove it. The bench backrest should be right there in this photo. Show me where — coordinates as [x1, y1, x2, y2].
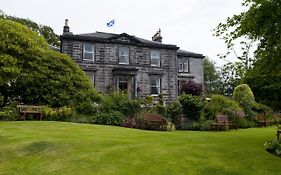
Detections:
[17, 105, 43, 113]
[216, 115, 230, 123]
[142, 113, 164, 122]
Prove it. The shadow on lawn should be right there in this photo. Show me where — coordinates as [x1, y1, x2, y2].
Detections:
[21, 141, 56, 155]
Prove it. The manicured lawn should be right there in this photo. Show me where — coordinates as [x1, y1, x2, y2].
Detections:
[0, 121, 280, 175]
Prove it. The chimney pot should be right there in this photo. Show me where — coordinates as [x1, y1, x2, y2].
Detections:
[152, 28, 162, 43]
[63, 19, 70, 34]
[65, 19, 69, 26]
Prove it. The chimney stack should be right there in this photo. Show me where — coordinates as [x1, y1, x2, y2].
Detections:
[152, 28, 162, 43]
[63, 19, 70, 34]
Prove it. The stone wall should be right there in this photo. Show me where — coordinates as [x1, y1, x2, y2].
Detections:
[61, 40, 178, 104]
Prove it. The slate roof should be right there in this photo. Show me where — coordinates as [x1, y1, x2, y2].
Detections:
[61, 31, 205, 57]
[60, 31, 179, 50]
[177, 49, 204, 59]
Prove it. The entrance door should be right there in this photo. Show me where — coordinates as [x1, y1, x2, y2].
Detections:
[118, 79, 128, 91]
[117, 76, 134, 98]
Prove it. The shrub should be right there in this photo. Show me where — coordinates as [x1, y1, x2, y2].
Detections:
[236, 118, 257, 128]
[121, 117, 137, 128]
[0, 18, 101, 108]
[68, 113, 92, 123]
[200, 120, 214, 131]
[252, 102, 273, 117]
[264, 139, 281, 156]
[192, 119, 214, 131]
[161, 122, 175, 131]
[203, 95, 242, 120]
[180, 80, 203, 96]
[178, 94, 204, 120]
[158, 94, 164, 105]
[233, 84, 255, 103]
[76, 101, 99, 115]
[233, 84, 256, 120]
[145, 95, 154, 107]
[0, 95, 4, 106]
[100, 91, 142, 117]
[0, 103, 19, 121]
[90, 111, 124, 126]
[42, 106, 73, 121]
[167, 101, 182, 124]
[127, 100, 142, 116]
[156, 104, 167, 117]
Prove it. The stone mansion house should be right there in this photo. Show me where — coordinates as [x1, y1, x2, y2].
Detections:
[60, 20, 204, 104]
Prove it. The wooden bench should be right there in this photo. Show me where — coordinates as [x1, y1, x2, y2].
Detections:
[139, 113, 166, 130]
[212, 114, 237, 131]
[17, 105, 44, 120]
[257, 115, 271, 127]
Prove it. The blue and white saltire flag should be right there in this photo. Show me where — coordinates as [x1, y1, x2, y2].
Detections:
[107, 19, 115, 27]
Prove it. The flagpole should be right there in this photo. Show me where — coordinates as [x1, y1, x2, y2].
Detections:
[114, 19, 116, 33]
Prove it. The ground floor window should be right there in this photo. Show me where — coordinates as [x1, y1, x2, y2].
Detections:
[150, 76, 161, 95]
[85, 71, 95, 86]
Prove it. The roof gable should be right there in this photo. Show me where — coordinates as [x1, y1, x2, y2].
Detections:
[107, 33, 142, 44]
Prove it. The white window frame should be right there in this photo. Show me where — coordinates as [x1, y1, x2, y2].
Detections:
[118, 47, 129, 64]
[150, 76, 161, 95]
[178, 58, 189, 72]
[179, 59, 183, 72]
[151, 50, 160, 67]
[83, 43, 95, 61]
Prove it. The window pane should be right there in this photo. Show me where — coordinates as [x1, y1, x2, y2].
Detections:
[119, 47, 129, 64]
[151, 58, 159, 66]
[151, 87, 158, 94]
[151, 79, 157, 86]
[84, 43, 93, 52]
[184, 61, 189, 72]
[150, 77, 160, 95]
[119, 56, 127, 64]
[151, 50, 160, 66]
[83, 43, 94, 60]
[84, 52, 93, 60]
[179, 59, 183, 72]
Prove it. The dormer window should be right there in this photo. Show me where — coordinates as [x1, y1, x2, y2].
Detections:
[151, 50, 160, 67]
[119, 47, 129, 64]
[83, 43, 94, 61]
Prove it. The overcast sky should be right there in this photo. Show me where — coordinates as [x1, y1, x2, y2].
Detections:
[1, 0, 245, 65]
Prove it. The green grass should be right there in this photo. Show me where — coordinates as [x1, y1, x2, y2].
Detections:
[0, 122, 280, 175]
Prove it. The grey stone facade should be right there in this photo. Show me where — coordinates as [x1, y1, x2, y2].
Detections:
[60, 22, 204, 104]
[177, 50, 204, 92]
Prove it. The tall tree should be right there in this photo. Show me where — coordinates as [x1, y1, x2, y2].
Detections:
[0, 10, 60, 47]
[215, 0, 281, 59]
[203, 58, 221, 95]
[215, 0, 281, 109]
[0, 18, 99, 108]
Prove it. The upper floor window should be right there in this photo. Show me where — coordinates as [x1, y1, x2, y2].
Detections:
[83, 43, 94, 61]
[119, 47, 129, 64]
[151, 50, 160, 67]
[178, 58, 189, 72]
[150, 76, 161, 95]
